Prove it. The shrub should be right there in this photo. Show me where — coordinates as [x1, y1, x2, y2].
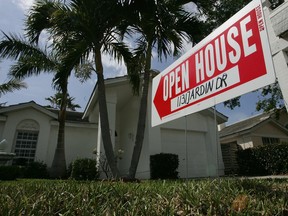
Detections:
[237, 144, 288, 176]
[23, 161, 49, 179]
[71, 158, 99, 180]
[13, 158, 28, 166]
[150, 153, 179, 179]
[236, 148, 267, 176]
[0, 166, 20, 180]
[0, 161, 49, 180]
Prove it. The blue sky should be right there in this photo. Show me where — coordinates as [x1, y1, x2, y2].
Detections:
[0, 0, 263, 125]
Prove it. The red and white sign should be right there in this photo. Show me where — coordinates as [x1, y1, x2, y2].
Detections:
[152, 0, 275, 127]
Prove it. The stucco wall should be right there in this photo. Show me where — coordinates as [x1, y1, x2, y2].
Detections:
[254, 123, 288, 138]
[0, 106, 98, 169]
[46, 122, 97, 167]
[117, 96, 141, 176]
[1, 107, 53, 162]
[65, 123, 97, 166]
[157, 114, 224, 178]
[251, 136, 263, 148]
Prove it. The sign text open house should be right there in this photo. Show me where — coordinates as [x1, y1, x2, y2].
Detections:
[152, 0, 275, 127]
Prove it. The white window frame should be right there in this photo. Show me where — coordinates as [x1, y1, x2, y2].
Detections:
[14, 130, 39, 163]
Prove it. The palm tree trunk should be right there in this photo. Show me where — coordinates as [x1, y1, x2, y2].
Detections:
[128, 43, 152, 179]
[95, 48, 120, 178]
[50, 85, 68, 178]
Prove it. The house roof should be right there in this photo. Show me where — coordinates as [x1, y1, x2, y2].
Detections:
[0, 101, 88, 123]
[48, 108, 89, 123]
[219, 111, 287, 138]
[0, 101, 58, 119]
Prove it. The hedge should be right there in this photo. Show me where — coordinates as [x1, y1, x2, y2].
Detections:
[71, 158, 99, 180]
[150, 153, 179, 179]
[23, 161, 49, 179]
[0, 161, 49, 180]
[0, 166, 20, 180]
[237, 144, 288, 176]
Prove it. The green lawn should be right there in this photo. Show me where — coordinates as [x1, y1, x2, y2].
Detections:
[0, 178, 287, 215]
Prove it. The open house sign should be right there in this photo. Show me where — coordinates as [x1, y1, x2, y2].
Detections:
[152, 0, 275, 127]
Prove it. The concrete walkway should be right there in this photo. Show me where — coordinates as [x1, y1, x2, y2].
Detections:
[239, 175, 288, 180]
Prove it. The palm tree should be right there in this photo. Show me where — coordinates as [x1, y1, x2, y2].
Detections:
[0, 32, 76, 178]
[25, 0, 132, 178]
[0, 78, 27, 98]
[45, 92, 81, 111]
[123, 0, 207, 179]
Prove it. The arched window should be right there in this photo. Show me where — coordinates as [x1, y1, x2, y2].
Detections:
[13, 120, 39, 165]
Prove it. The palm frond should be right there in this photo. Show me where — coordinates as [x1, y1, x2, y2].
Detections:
[9, 53, 56, 79]
[25, 0, 63, 43]
[0, 79, 27, 97]
[45, 92, 81, 111]
[126, 51, 146, 95]
[127, 0, 207, 63]
[58, 38, 93, 74]
[0, 32, 48, 60]
[103, 41, 132, 65]
[52, 67, 69, 92]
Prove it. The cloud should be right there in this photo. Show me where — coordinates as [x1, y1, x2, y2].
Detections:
[183, 2, 198, 14]
[102, 54, 127, 78]
[12, 0, 34, 12]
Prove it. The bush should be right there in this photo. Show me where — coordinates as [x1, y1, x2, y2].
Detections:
[150, 153, 179, 179]
[23, 161, 49, 179]
[13, 158, 28, 166]
[0, 161, 49, 180]
[71, 158, 99, 180]
[0, 166, 20, 180]
[237, 144, 288, 176]
[236, 148, 267, 176]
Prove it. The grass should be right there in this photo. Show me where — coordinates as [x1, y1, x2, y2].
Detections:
[0, 178, 287, 215]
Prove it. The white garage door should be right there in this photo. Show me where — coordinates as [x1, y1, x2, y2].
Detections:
[161, 128, 208, 178]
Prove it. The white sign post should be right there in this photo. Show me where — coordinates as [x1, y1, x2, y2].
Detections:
[152, 0, 276, 127]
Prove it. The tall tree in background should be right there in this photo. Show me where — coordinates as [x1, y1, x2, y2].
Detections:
[25, 0, 132, 178]
[46, 92, 81, 111]
[122, 0, 208, 179]
[0, 31, 82, 178]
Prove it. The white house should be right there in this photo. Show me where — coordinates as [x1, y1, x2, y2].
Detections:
[219, 109, 288, 174]
[83, 76, 227, 179]
[0, 101, 97, 167]
[0, 75, 227, 179]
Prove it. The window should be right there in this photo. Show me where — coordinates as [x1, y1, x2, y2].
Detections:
[13, 120, 40, 165]
[14, 130, 39, 164]
[262, 137, 280, 145]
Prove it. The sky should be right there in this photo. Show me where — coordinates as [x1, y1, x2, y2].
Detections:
[0, 0, 263, 125]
